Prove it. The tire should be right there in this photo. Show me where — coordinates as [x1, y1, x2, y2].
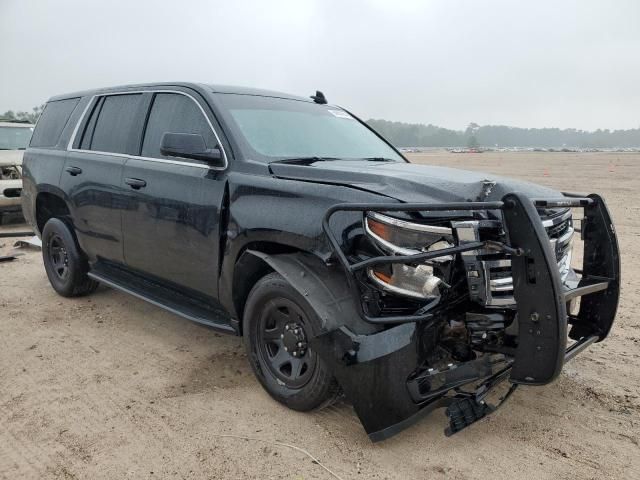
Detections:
[243, 272, 340, 411]
[41, 217, 99, 297]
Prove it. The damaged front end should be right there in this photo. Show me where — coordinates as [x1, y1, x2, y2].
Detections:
[314, 192, 620, 441]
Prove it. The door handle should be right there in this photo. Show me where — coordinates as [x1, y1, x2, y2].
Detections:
[125, 178, 147, 190]
[65, 166, 82, 176]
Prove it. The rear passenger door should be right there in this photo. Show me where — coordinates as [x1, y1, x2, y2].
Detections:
[62, 93, 146, 264]
[120, 91, 226, 299]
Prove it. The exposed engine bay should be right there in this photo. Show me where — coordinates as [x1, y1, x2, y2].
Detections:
[355, 207, 574, 368]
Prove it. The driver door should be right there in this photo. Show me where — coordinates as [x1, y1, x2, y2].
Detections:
[121, 91, 226, 298]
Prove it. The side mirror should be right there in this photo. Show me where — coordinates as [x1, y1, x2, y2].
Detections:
[160, 132, 224, 167]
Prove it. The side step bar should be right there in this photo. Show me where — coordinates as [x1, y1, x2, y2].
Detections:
[88, 269, 235, 334]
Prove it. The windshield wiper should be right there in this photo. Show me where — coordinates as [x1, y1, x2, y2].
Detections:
[273, 156, 399, 165]
[275, 156, 341, 165]
[360, 157, 398, 162]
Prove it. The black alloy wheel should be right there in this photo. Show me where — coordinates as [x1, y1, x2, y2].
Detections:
[243, 272, 339, 411]
[257, 297, 316, 389]
[47, 233, 70, 281]
[41, 217, 99, 297]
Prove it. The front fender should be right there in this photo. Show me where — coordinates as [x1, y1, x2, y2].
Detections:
[245, 250, 445, 441]
[245, 250, 378, 335]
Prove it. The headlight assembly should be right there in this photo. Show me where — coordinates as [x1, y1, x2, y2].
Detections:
[364, 212, 455, 299]
[365, 212, 454, 255]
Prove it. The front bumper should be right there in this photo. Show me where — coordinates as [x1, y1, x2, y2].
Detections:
[317, 192, 620, 440]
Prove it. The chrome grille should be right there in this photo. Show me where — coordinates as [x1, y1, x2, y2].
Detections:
[455, 210, 574, 307]
[484, 259, 517, 306]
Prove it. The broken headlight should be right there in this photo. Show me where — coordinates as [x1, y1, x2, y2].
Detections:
[364, 212, 454, 299]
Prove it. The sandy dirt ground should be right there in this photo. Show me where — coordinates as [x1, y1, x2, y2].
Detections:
[1, 152, 638, 479]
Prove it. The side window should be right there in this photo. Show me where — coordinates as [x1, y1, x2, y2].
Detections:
[30, 98, 80, 148]
[141, 93, 216, 159]
[79, 97, 104, 150]
[85, 94, 143, 154]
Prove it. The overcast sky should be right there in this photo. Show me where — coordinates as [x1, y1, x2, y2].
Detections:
[1, 0, 638, 131]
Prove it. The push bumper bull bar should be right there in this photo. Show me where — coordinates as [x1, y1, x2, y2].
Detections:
[315, 192, 620, 440]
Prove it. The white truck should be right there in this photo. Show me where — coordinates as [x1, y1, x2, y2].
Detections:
[0, 121, 33, 224]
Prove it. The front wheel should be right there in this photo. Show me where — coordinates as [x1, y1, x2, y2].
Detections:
[243, 272, 339, 411]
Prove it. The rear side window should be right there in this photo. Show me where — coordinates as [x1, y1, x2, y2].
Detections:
[30, 98, 80, 148]
[79, 97, 104, 150]
[141, 93, 216, 159]
[83, 94, 143, 154]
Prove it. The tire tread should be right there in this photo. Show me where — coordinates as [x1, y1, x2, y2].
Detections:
[42, 217, 98, 298]
[243, 272, 341, 412]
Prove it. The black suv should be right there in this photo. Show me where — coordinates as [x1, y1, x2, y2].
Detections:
[22, 83, 620, 441]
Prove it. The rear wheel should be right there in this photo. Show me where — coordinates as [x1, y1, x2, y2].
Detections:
[42, 218, 98, 297]
[243, 272, 339, 411]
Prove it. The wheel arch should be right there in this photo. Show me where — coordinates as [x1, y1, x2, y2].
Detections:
[34, 188, 73, 235]
[233, 247, 378, 336]
[231, 242, 304, 330]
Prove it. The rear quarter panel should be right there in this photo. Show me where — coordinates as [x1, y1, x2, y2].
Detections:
[22, 96, 91, 233]
[21, 148, 69, 231]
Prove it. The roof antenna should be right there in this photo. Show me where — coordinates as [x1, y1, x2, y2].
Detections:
[310, 90, 327, 104]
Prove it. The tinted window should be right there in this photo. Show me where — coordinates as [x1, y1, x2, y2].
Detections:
[89, 94, 143, 154]
[142, 93, 216, 159]
[79, 97, 104, 150]
[30, 98, 80, 148]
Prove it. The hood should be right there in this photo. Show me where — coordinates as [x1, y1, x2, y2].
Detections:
[0, 150, 24, 167]
[269, 160, 560, 204]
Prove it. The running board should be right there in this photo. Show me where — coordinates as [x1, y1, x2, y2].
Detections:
[88, 270, 235, 334]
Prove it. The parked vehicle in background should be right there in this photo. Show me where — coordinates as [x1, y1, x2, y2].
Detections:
[21, 83, 620, 441]
[0, 121, 34, 224]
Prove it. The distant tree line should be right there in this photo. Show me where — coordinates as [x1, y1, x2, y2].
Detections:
[3, 105, 638, 148]
[367, 119, 640, 148]
[0, 106, 44, 124]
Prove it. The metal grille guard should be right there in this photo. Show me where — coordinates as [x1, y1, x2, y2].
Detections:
[322, 192, 620, 384]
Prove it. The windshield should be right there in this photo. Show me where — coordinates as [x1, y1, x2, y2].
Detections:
[0, 126, 33, 150]
[214, 94, 404, 163]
